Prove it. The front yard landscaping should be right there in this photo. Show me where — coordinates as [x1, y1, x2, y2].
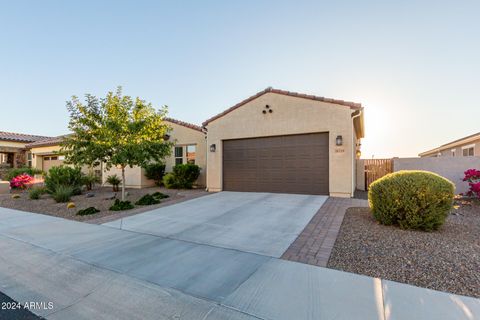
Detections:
[328, 197, 480, 298]
[0, 186, 206, 223]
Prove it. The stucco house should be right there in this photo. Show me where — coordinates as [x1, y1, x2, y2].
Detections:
[203, 88, 364, 197]
[419, 131, 480, 158]
[0, 132, 51, 175]
[4, 87, 364, 197]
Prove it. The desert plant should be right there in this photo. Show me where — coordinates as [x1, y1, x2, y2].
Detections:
[106, 174, 121, 192]
[10, 174, 34, 189]
[29, 186, 46, 200]
[109, 199, 134, 211]
[5, 167, 42, 181]
[163, 164, 200, 189]
[135, 194, 161, 205]
[11, 194, 20, 199]
[52, 185, 75, 203]
[369, 170, 455, 231]
[152, 191, 169, 199]
[44, 166, 83, 195]
[76, 207, 100, 216]
[82, 172, 101, 191]
[162, 172, 177, 189]
[67, 202, 76, 209]
[143, 163, 166, 186]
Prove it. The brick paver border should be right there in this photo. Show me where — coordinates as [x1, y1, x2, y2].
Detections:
[281, 197, 368, 267]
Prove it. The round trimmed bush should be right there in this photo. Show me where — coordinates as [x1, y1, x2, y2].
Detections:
[368, 170, 454, 231]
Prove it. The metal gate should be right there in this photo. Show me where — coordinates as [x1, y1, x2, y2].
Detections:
[364, 159, 393, 190]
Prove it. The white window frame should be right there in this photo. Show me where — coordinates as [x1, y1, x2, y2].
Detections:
[461, 144, 475, 157]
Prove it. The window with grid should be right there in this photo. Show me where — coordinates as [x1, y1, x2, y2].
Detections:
[174, 146, 183, 165]
[27, 153, 32, 167]
[463, 147, 474, 157]
[186, 145, 196, 164]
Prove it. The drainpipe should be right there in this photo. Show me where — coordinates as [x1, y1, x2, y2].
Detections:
[351, 109, 363, 196]
[203, 127, 208, 191]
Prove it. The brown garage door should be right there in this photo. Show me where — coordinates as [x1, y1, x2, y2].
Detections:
[42, 156, 64, 172]
[223, 133, 329, 195]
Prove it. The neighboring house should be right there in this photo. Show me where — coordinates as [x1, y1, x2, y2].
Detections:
[26, 136, 68, 172]
[102, 117, 206, 188]
[203, 87, 364, 197]
[23, 118, 207, 188]
[0, 131, 51, 170]
[3, 87, 365, 197]
[419, 132, 480, 158]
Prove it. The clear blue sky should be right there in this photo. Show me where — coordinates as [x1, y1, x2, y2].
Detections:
[1, 1, 479, 158]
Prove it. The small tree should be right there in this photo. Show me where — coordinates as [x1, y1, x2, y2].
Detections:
[62, 87, 173, 200]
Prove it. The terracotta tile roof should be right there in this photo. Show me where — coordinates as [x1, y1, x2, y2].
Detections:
[0, 131, 52, 143]
[25, 136, 66, 148]
[164, 117, 204, 132]
[202, 87, 362, 126]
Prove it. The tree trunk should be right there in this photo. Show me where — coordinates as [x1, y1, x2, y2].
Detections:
[121, 166, 126, 201]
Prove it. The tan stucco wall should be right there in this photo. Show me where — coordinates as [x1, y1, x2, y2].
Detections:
[164, 121, 207, 186]
[393, 157, 480, 194]
[102, 166, 154, 189]
[0, 141, 27, 149]
[205, 92, 357, 197]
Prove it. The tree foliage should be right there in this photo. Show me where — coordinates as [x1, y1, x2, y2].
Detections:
[62, 87, 173, 200]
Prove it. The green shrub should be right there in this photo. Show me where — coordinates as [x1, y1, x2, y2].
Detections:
[152, 191, 169, 199]
[163, 164, 201, 189]
[368, 170, 455, 231]
[52, 185, 75, 203]
[29, 186, 46, 200]
[106, 174, 121, 192]
[5, 167, 42, 181]
[143, 163, 166, 186]
[76, 207, 100, 216]
[109, 199, 134, 211]
[135, 194, 161, 205]
[162, 172, 177, 189]
[45, 166, 83, 195]
[82, 172, 101, 191]
[173, 164, 200, 188]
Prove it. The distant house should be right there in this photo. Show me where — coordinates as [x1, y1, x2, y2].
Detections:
[0, 132, 51, 169]
[419, 132, 480, 158]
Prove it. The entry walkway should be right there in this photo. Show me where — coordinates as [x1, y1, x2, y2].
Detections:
[0, 200, 478, 319]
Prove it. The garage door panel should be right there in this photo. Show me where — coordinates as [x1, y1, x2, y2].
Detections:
[223, 133, 329, 195]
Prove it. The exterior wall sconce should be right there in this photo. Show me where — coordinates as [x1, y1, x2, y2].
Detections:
[210, 144, 216, 152]
[336, 135, 343, 146]
[356, 150, 361, 158]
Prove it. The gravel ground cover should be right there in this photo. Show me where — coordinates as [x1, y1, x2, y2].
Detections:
[0, 186, 207, 223]
[327, 198, 480, 298]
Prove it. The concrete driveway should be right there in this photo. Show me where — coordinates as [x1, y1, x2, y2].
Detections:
[103, 192, 327, 257]
[0, 194, 479, 320]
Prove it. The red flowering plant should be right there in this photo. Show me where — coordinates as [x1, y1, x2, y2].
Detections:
[10, 174, 34, 190]
[463, 169, 480, 198]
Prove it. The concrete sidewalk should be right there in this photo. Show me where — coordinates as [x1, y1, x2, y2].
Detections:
[0, 205, 479, 319]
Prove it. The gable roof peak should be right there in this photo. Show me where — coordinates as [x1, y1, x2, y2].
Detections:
[202, 87, 362, 126]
